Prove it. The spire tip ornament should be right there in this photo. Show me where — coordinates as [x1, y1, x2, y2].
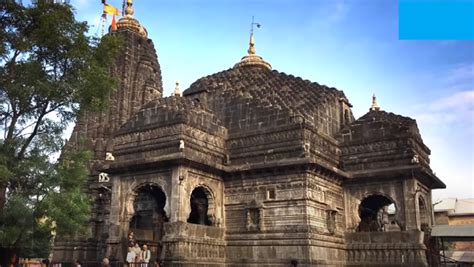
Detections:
[116, 0, 148, 38]
[234, 16, 271, 70]
[173, 80, 181, 97]
[370, 94, 381, 111]
[125, 0, 134, 17]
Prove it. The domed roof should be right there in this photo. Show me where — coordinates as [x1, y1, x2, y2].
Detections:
[184, 66, 349, 135]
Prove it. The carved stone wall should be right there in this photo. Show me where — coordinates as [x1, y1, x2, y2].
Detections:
[345, 231, 428, 267]
[162, 222, 226, 267]
[224, 168, 346, 266]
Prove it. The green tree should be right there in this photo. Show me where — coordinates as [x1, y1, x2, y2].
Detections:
[0, 1, 121, 263]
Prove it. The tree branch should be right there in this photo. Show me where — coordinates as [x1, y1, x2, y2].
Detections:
[17, 101, 49, 160]
[6, 106, 18, 140]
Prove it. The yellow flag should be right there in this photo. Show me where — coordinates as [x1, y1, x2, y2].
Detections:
[103, 4, 120, 16]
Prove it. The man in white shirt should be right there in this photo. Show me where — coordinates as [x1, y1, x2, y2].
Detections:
[126, 246, 136, 265]
[141, 244, 151, 266]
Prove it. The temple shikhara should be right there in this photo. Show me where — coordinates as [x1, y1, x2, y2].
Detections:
[52, 1, 446, 266]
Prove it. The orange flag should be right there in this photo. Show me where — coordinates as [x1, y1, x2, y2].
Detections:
[111, 15, 117, 31]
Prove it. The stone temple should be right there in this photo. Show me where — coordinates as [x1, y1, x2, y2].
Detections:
[52, 2, 446, 266]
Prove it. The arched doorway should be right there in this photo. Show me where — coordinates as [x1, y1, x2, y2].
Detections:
[418, 196, 430, 231]
[357, 194, 400, 232]
[187, 186, 213, 226]
[129, 184, 168, 257]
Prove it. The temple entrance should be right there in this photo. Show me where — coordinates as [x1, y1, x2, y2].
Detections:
[187, 186, 212, 226]
[357, 194, 400, 232]
[129, 184, 167, 258]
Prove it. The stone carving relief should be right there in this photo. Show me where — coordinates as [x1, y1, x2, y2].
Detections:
[246, 200, 264, 231]
[247, 208, 260, 230]
[124, 192, 137, 221]
[349, 198, 361, 232]
[98, 172, 110, 183]
[326, 209, 337, 235]
[105, 152, 115, 161]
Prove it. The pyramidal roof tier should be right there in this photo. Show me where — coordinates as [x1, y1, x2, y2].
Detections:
[116, 0, 148, 38]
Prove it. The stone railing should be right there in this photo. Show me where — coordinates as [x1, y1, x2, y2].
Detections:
[161, 222, 226, 266]
[345, 230, 428, 267]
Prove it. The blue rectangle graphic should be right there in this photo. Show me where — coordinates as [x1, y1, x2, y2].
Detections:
[399, 0, 474, 40]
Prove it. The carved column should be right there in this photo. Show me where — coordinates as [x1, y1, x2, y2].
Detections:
[170, 165, 186, 222]
[403, 178, 418, 230]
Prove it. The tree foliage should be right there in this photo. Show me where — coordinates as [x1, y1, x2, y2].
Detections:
[0, 1, 121, 259]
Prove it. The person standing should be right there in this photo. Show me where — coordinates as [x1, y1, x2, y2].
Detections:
[126, 246, 136, 266]
[133, 243, 142, 263]
[128, 231, 136, 247]
[141, 244, 151, 266]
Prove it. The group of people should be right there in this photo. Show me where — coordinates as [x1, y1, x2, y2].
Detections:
[127, 231, 161, 267]
[126, 243, 151, 265]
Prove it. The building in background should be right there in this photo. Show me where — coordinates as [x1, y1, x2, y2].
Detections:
[435, 198, 474, 227]
[433, 198, 474, 262]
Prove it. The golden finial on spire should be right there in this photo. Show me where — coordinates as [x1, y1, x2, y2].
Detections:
[370, 93, 381, 111]
[116, 0, 148, 38]
[247, 16, 259, 55]
[248, 33, 256, 55]
[173, 80, 181, 97]
[234, 16, 271, 70]
[125, 0, 134, 17]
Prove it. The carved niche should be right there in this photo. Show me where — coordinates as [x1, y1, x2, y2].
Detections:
[246, 200, 264, 231]
[326, 202, 338, 235]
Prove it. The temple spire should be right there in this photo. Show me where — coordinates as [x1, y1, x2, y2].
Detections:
[125, 0, 134, 17]
[234, 16, 271, 70]
[248, 33, 256, 55]
[247, 16, 260, 55]
[116, 0, 148, 38]
[370, 94, 381, 111]
[173, 81, 181, 97]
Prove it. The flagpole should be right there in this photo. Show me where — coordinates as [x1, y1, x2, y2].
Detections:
[122, 0, 126, 16]
[101, 13, 106, 37]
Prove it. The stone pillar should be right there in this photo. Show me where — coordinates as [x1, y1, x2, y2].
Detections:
[106, 177, 136, 262]
[106, 177, 122, 261]
[403, 178, 418, 230]
[170, 165, 187, 222]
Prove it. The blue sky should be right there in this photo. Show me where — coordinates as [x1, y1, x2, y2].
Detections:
[70, 0, 473, 200]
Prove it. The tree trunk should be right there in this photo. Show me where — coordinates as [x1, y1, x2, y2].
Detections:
[0, 184, 5, 216]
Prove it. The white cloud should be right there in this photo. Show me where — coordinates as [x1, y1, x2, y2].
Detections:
[430, 90, 474, 110]
[412, 90, 474, 199]
[414, 90, 474, 125]
[412, 64, 473, 126]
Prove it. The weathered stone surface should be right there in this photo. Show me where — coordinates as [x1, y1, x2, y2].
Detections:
[52, 14, 446, 267]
